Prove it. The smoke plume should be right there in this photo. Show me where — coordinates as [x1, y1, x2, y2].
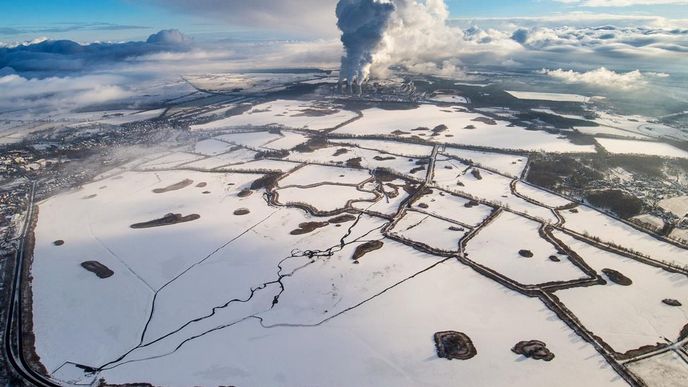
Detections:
[336, 0, 469, 84]
[336, 0, 395, 85]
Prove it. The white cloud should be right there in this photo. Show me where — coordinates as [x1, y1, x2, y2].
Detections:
[539, 67, 669, 90]
[0, 74, 134, 111]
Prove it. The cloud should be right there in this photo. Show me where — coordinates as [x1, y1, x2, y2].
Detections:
[352, 1, 687, 79]
[539, 67, 669, 90]
[0, 73, 134, 112]
[0, 34, 343, 114]
[146, 29, 193, 45]
[0, 30, 192, 77]
[336, 0, 396, 84]
[367, 0, 477, 78]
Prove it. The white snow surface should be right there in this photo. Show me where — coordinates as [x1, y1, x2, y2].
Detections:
[99, 259, 625, 387]
[659, 196, 688, 218]
[626, 351, 688, 387]
[562, 206, 688, 267]
[440, 148, 528, 178]
[554, 231, 688, 354]
[335, 104, 594, 153]
[596, 138, 688, 159]
[506, 91, 592, 103]
[389, 210, 467, 252]
[465, 211, 587, 285]
[191, 100, 358, 131]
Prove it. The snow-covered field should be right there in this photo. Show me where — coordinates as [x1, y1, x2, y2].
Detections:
[596, 138, 688, 159]
[191, 100, 358, 131]
[626, 351, 688, 386]
[389, 210, 467, 252]
[284, 142, 430, 180]
[32, 170, 280, 371]
[575, 125, 651, 140]
[433, 162, 558, 224]
[411, 189, 493, 227]
[279, 165, 371, 187]
[334, 104, 596, 153]
[329, 138, 433, 158]
[561, 206, 688, 266]
[554, 231, 688, 354]
[659, 196, 688, 218]
[505, 91, 592, 103]
[591, 111, 688, 142]
[97, 259, 625, 387]
[440, 148, 527, 177]
[24, 94, 688, 387]
[276, 185, 377, 212]
[514, 181, 573, 208]
[465, 211, 586, 285]
[428, 93, 469, 104]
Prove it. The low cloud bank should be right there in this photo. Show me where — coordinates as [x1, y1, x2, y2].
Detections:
[0, 73, 134, 111]
[540, 67, 670, 90]
[0, 29, 192, 77]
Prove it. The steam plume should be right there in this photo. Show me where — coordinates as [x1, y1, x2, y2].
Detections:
[336, 0, 395, 86]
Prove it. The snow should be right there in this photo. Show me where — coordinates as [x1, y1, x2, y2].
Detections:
[216, 131, 283, 149]
[214, 159, 298, 173]
[139, 213, 391, 344]
[596, 138, 688, 159]
[670, 228, 688, 244]
[626, 351, 688, 387]
[411, 189, 493, 227]
[530, 108, 589, 122]
[659, 196, 688, 218]
[33, 191, 155, 371]
[329, 138, 433, 158]
[562, 206, 688, 266]
[465, 211, 587, 285]
[138, 152, 204, 170]
[24, 88, 688, 386]
[285, 144, 428, 181]
[514, 181, 573, 208]
[428, 94, 469, 104]
[440, 148, 527, 177]
[192, 139, 237, 156]
[553, 231, 688, 354]
[591, 111, 688, 142]
[352, 179, 413, 217]
[182, 149, 257, 170]
[433, 163, 558, 224]
[32, 170, 307, 370]
[262, 131, 309, 150]
[506, 91, 591, 103]
[575, 125, 651, 140]
[191, 100, 358, 132]
[335, 104, 595, 153]
[275, 185, 377, 213]
[99, 259, 624, 387]
[279, 165, 371, 187]
[630, 214, 665, 232]
[389, 211, 467, 252]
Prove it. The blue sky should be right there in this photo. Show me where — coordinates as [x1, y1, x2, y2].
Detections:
[1, 0, 687, 42]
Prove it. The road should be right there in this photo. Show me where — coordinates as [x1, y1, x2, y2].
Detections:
[2, 182, 62, 386]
